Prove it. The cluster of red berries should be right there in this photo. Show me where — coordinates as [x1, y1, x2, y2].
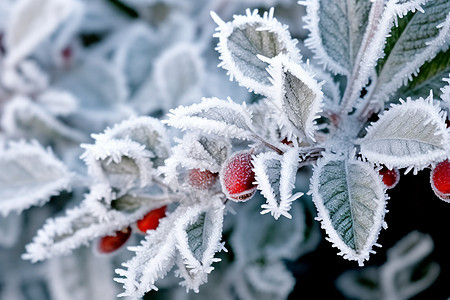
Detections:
[97, 206, 167, 254]
[377, 159, 449, 203]
[186, 150, 257, 201]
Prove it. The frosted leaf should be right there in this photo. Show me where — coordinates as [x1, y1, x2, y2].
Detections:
[248, 99, 279, 142]
[312, 66, 342, 112]
[372, 0, 450, 109]
[114, 205, 187, 298]
[111, 193, 171, 212]
[81, 138, 154, 197]
[154, 43, 203, 109]
[0, 140, 72, 216]
[1, 96, 85, 144]
[23, 198, 166, 262]
[36, 89, 78, 117]
[174, 197, 225, 292]
[54, 58, 131, 133]
[302, 0, 372, 76]
[229, 262, 295, 300]
[381, 231, 439, 299]
[113, 23, 158, 97]
[394, 49, 450, 101]
[211, 8, 301, 96]
[441, 75, 450, 112]
[3, 0, 76, 68]
[267, 55, 323, 142]
[231, 197, 306, 263]
[359, 94, 449, 173]
[348, 0, 432, 109]
[310, 154, 388, 265]
[1, 59, 49, 93]
[47, 247, 119, 300]
[165, 97, 257, 140]
[96, 116, 171, 169]
[161, 133, 230, 185]
[254, 148, 303, 220]
[336, 231, 439, 300]
[0, 213, 21, 248]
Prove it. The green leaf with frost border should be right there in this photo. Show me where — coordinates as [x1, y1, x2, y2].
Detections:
[393, 49, 450, 101]
[266, 55, 323, 142]
[302, 0, 372, 76]
[372, 0, 450, 106]
[211, 8, 301, 96]
[165, 97, 257, 140]
[174, 198, 225, 292]
[359, 94, 449, 173]
[311, 154, 387, 265]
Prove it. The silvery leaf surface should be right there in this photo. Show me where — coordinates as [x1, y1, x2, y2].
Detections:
[253, 148, 303, 220]
[267, 54, 323, 142]
[0, 141, 72, 216]
[371, 0, 450, 108]
[165, 97, 257, 140]
[212, 8, 301, 96]
[310, 153, 388, 265]
[174, 197, 225, 292]
[303, 0, 372, 76]
[359, 94, 449, 173]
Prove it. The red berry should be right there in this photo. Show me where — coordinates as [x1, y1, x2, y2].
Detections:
[220, 150, 257, 202]
[281, 137, 293, 146]
[187, 169, 218, 189]
[431, 160, 450, 201]
[379, 166, 400, 189]
[98, 227, 131, 254]
[136, 206, 167, 233]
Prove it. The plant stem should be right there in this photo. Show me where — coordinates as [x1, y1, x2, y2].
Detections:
[253, 134, 284, 155]
[298, 147, 324, 167]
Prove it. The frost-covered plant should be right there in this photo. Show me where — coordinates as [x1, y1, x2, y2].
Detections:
[336, 231, 440, 300]
[1, 0, 449, 299]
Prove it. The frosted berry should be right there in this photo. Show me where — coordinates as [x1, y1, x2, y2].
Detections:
[430, 160, 450, 201]
[379, 166, 400, 189]
[98, 227, 131, 254]
[220, 150, 257, 202]
[187, 169, 218, 189]
[137, 206, 167, 233]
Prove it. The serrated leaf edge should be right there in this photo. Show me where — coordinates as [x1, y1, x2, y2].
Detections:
[310, 153, 388, 265]
[266, 54, 324, 142]
[164, 97, 257, 140]
[359, 93, 450, 173]
[0, 140, 72, 216]
[211, 8, 301, 96]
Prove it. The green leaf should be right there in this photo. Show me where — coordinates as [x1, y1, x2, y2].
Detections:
[212, 9, 301, 95]
[102, 116, 170, 168]
[175, 198, 225, 292]
[359, 95, 449, 173]
[372, 0, 450, 105]
[304, 0, 372, 76]
[311, 154, 387, 265]
[268, 55, 323, 142]
[392, 49, 450, 101]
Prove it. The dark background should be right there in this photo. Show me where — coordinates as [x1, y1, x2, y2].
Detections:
[288, 169, 450, 299]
